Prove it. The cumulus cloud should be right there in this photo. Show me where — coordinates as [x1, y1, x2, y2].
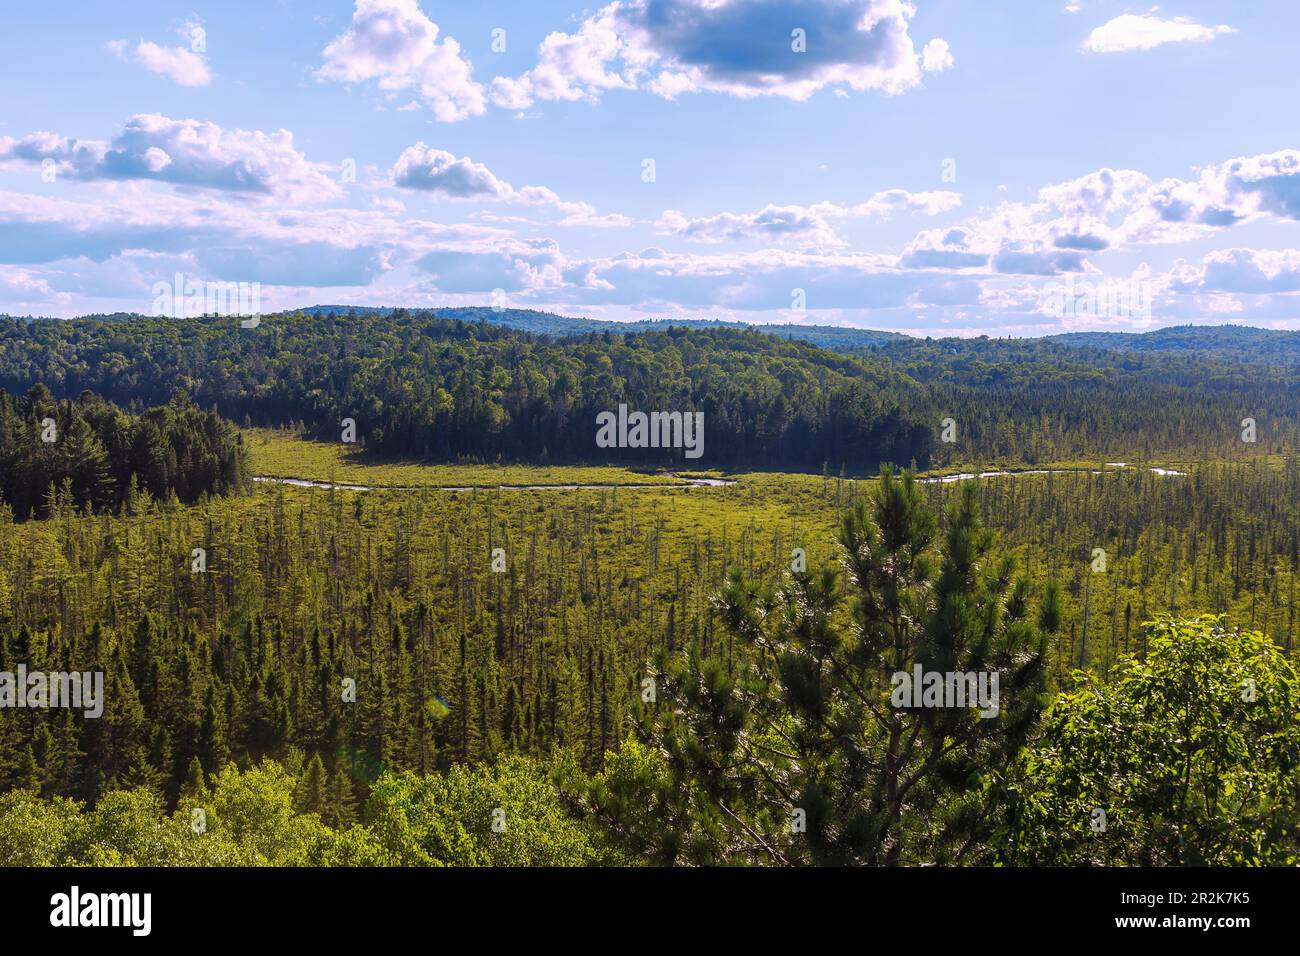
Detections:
[491, 0, 952, 108]
[419, 239, 566, 294]
[990, 245, 1086, 276]
[0, 114, 340, 202]
[1123, 150, 1300, 242]
[8, 176, 1300, 331]
[1082, 14, 1234, 54]
[903, 205, 1060, 273]
[0, 265, 56, 297]
[900, 227, 990, 269]
[657, 204, 843, 246]
[1219, 150, 1300, 219]
[0, 180, 541, 294]
[1170, 248, 1300, 294]
[490, 4, 639, 109]
[133, 41, 211, 86]
[389, 143, 630, 227]
[903, 212, 1096, 276]
[390, 144, 511, 200]
[107, 21, 212, 86]
[317, 0, 485, 122]
[920, 38, 954, 72]
[900, 217, 1086, 275]
[901, 151, 1300, 275]
[657, 190, 961, 245]
[854, 188, 962, 217]
[1038, 167, 1151, 217]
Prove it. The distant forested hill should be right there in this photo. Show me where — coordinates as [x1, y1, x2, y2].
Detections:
[870, 331, 1300, 383]
[301, 305, 909, 350]
[1, 309, 1297, 470]
[21, 304, 1298, 360]
[299, 307, 1300, 364]
[1049, 324, 1300, 366]
[0, 312, 930, 472]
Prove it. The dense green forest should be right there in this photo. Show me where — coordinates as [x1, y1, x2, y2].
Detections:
[0, 314, 928, 471]
[2, 312, 1298, 471]
[0, 386, 249, 520]
[0, 309, 1296, 866]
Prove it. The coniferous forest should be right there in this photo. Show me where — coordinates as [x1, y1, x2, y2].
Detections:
[0, 311, 1297, 868]
[0, 385, 249, 520]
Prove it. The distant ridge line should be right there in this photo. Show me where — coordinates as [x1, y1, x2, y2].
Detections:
[7, 306, 1299, 363]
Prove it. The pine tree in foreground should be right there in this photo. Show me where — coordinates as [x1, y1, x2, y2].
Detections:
[591, 467, 1054, 865]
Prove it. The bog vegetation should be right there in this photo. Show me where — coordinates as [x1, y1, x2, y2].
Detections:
[0, 312, 1296, 865]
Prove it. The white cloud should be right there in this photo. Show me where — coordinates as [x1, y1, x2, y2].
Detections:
[389, 143, 631, 227]
[0, 182, 537, 293]
[492, 0, 950, 108]
[107, 22, 213, 87]
[1124, 150, 1300, 242]
[900, 150, 1300, 275]
[657, 191, 961, 245]
[0, 265, 55, 297]
[559, 247, 916, 311]
[134, 41, 212, 86]
[390, 145, 512, 200]
[317, 0, 485, 122]
[418, 239, 566, 294]
[1171, 248, 1300, 294]
[921, 38, 954, 73]
[657, 204, 845, 246]
[853, 189, 962, 217]
[490, 4, 638, 109]
[0, 114, 341, 202]
[1082, 14, 1234, 54]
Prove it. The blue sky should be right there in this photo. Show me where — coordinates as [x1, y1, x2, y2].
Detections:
[2, 0, 1299, 335]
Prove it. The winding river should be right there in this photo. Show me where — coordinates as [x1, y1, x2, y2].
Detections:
[252, 464, 1187, 493]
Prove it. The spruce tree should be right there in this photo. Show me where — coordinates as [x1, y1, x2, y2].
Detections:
[197, 684, 229, 774]
[181, 756, 207, 800]
[327, 766, 358, 828]
[296, 753, 327, 815]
